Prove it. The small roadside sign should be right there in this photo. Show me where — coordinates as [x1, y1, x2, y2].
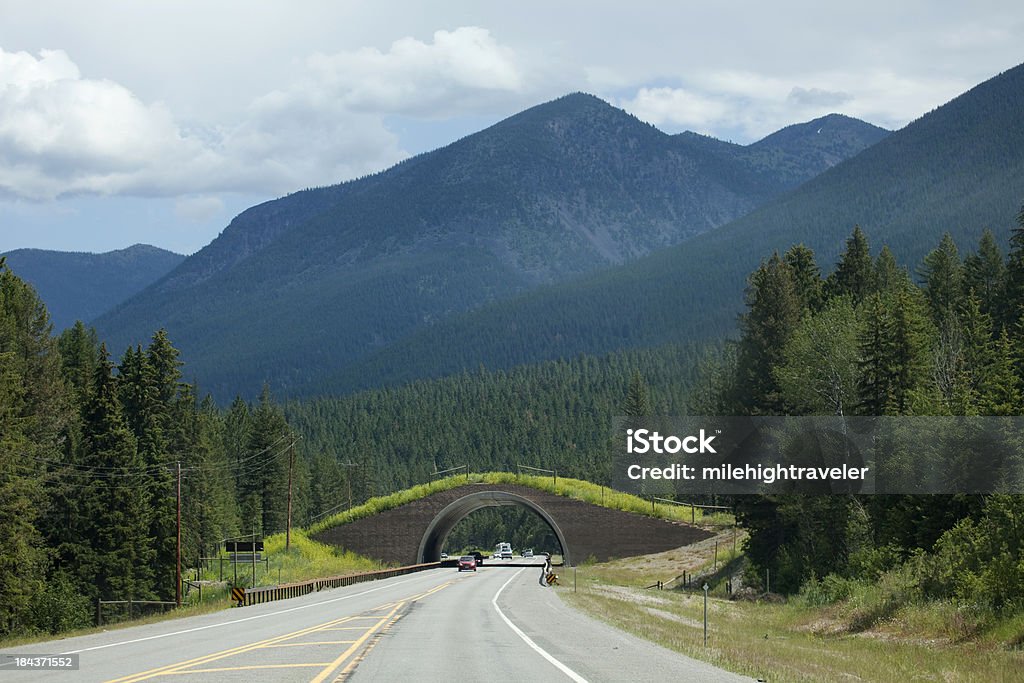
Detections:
[226, 541, 263, 553]
[231, 587, 245, 605]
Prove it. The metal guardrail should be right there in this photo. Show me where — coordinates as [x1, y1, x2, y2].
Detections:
[235, 561, 442, 607]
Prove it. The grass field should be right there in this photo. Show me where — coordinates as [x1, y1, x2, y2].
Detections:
[561, 531, 1024, 683]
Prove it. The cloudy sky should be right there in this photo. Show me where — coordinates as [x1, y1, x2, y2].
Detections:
[1, 1, 1021, 255]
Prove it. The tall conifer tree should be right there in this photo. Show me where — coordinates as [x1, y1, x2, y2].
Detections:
[826, 226, 875, 304]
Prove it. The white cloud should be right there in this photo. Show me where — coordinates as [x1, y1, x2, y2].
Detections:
[0, 45, 406, 201]
[174, 195, 224, 223]
[305, 26, 526, 117]
[615, 67, 973, 143]
[0, 28, 532, 202]
[0, 48, 218, 199]
[787, 87, 853, 108]
[619, 87, 731, 132]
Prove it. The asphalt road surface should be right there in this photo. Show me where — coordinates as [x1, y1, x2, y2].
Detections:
[0, 563, 749, 682]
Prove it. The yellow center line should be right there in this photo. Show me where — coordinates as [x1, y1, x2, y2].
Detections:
[317, 627, 370, 631]
[335, 613, 404, 680]
[107, 578, 456, 683]
[316, 582, 452, 682]
[260, 641, 357, 648]
[167, 663, 333, 674]
[104, 615, 361, 683]
[308, 603, 404, 683]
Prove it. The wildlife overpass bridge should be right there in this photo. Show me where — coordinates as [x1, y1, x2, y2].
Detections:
[312, 482, 714, 566]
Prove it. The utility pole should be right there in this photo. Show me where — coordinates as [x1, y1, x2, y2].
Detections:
[286, 442, 294, 552]
[252, 518, 257, 587]
[176, 461, 182, 608]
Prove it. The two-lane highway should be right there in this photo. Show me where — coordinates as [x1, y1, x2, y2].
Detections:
[0, 569, 460, 682]
[350, 564, 749, 682]
[1, 564, 748, 682]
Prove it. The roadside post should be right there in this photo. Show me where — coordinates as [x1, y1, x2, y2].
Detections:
[703, 582, 709, 646]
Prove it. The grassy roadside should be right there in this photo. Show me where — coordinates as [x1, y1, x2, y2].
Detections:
[0, 588, 234, 649]
[1, 532, 387, 648]
[198, 529, 383, 588]
[560, 532, 1024, 682]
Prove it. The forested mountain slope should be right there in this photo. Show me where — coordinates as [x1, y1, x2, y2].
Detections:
[94, 94, 885, 400]
[340, 63, 1024, 390]
[1, 244, 183, 331]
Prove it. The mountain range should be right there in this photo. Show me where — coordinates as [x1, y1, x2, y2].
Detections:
[1, 244, 184, 332]
[91, 94, 887, 399]
[340, 62, 1024, 391]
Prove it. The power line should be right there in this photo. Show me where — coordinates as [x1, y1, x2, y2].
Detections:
[0, 435, 298, 483]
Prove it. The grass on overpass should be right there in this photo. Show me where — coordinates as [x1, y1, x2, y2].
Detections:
[307, 471, 733, 537]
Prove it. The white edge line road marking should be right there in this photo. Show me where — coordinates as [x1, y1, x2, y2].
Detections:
[492, 568, 589, 683]
[59, 573, 444, 655]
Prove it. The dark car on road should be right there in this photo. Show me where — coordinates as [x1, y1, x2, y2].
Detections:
[458, 555, 477, 571]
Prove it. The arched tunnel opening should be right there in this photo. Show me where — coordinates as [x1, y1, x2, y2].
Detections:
[417, 490, 569, 564]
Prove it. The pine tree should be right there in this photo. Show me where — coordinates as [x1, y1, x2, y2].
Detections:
[0, 354, 47, 633]
[964, 229, 1005, 320]
[145, 330, 187, 598]
[784, 244, 823, 312]
[57, 321, 99, 407]
[856, 293, 893, 416]
[0, 263, 64, 633]
[940, 294, 994, 414]
[857, 288, 933, 416]
[887, 287, 935, 414]
[224, 396, 252, 503]
[623, 371, 651, 420]
[246, 386, 291, 536]
[919, 233, 965, 326]
[826, 226, 874, 304]
[113, 331, 190, 600]
[977, 329, 1022, 415]
[874, 245, 908, 294]
[734, 253, 802, 414]
[78, 345, 155, 601]
[1003, 204, 1024, 331]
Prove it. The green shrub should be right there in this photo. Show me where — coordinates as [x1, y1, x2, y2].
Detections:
[922, 495, 1024, 610]
[799, 573, 859, 606]
[29, 572, 93, 634]
[845, 564, 921, 632]
[847, 543, 904, 581]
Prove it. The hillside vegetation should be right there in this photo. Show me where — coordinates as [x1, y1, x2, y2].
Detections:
[1, 244, 183, 331]
[347, 63, 1024, 388]
[95, 95, 885, 400]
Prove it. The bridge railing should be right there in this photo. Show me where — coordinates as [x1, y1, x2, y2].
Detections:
[652, 496, 732, 524]
[235, 561, 442, 607]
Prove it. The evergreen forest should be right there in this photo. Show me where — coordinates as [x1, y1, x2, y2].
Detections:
[2, 202, 1024, 636]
